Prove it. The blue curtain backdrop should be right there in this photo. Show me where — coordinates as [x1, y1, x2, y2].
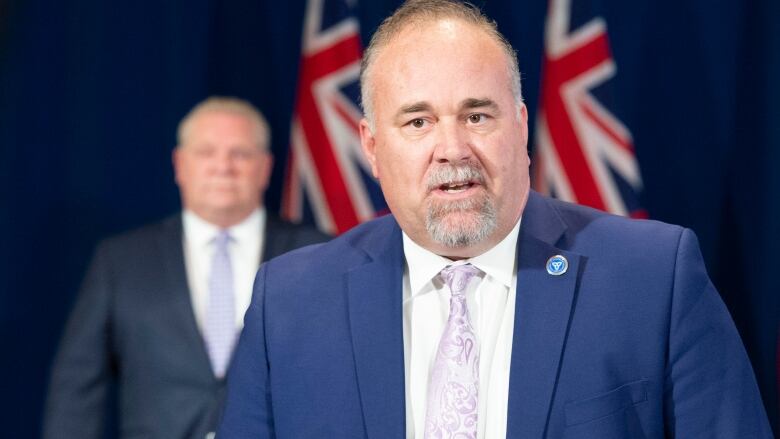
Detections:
[1, 0, 777, 436]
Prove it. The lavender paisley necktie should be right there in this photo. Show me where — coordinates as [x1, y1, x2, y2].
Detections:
[424, 263, 482, 439]
[205, 230, 236, 379]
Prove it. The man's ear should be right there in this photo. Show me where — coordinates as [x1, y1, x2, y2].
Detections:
[172, 147, 183, 186]
[258, 152, 274, 191]
[518, 103, 529, 144]
[359, 119, 380, 179]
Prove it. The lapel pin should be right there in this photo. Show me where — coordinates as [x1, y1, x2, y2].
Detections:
[546, 255, 568, 276]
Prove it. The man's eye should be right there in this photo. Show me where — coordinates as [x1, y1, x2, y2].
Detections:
[410, 118, 426, 128]
[231, 149, 255, 160]
[193, 148, 215, 157]
[468, 113, 486, 124]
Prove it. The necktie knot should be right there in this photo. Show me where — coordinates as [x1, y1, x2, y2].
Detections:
[214, 230, 231, 250]
[440, 263, 481, 298]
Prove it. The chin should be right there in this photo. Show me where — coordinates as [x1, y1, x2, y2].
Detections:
[202, 200, 242, 214]
[426, 209, 496, 249]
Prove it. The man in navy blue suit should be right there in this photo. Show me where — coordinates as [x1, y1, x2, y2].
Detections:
[218, 1, 772, 437]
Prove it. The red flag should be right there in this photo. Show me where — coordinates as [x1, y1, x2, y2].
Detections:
[281, 0, 387, 234]
[533, 0, 646, 218]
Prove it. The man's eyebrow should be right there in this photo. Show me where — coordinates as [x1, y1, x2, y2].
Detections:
[397, 101, 433, 116]
[461, 98, 499, 111]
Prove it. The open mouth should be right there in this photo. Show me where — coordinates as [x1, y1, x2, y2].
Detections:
[427, 163, 486, 195]
[439, 181, 476, 193]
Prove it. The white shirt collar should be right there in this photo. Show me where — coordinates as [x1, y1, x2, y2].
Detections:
[402, 217, 522, 297]
[182, 208, 264, 247]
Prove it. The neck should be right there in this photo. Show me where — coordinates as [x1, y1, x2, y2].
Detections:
[188, 206, 258, 229]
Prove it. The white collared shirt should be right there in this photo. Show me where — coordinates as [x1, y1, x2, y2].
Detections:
[182, 209, 264, 330]
[402, 218, 520, 439]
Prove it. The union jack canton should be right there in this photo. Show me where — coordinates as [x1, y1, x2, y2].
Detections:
[533, 0, 646, 218]
[282, 0, 387, 234]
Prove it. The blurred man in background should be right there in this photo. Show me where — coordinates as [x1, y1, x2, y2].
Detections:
[43, 97, 329, 439]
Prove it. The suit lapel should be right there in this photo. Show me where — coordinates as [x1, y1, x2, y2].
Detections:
[343, 195, 579, 438]
[506, 193, 580, 438]
[346, 219, 406, 439]
[158, 216, 215, 381]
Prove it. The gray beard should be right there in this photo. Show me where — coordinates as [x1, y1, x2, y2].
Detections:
[424, 163, 497, 248]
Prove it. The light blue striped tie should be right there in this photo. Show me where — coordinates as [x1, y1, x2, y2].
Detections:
[205, 230, 236, 378]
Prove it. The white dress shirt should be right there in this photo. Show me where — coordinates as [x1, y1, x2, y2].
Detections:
[403, 218, 521, 439]
[182, 209, 264, 331]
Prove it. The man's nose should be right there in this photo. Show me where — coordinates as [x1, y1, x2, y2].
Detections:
[212, 151, 236, 173]
[433, 119, 473, 163]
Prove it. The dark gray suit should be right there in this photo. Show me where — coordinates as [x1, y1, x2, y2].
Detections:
[43, 214, 329, 439]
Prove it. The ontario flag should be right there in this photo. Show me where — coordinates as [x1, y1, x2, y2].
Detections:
[281, 0, 387, 234]
[533, 0, 646, 218]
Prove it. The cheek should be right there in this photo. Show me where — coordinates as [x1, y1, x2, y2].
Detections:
[379, 157, 423, 192]
[484, 132, 527, 170]
[236, 161, 262, 178]
[372, 134, 434, 197]
[494, 151, 529, 198]
[178, 166, 200, 189]
[185, 162, 211, 180]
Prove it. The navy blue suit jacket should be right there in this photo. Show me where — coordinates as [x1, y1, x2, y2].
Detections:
[44, 214, 330, 439]
[219, 193, 772, 438]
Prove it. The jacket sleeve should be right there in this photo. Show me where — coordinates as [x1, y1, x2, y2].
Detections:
[663, 228, 773, 437]
[43, 242, 115, 439]
[217, 264, 275, 438]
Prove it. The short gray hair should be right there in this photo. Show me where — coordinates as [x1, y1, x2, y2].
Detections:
[177, 96, 270, 150]
[359, 0, 523, 127]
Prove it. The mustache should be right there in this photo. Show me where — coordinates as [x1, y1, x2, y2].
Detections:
[426, 162, 486, 191]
